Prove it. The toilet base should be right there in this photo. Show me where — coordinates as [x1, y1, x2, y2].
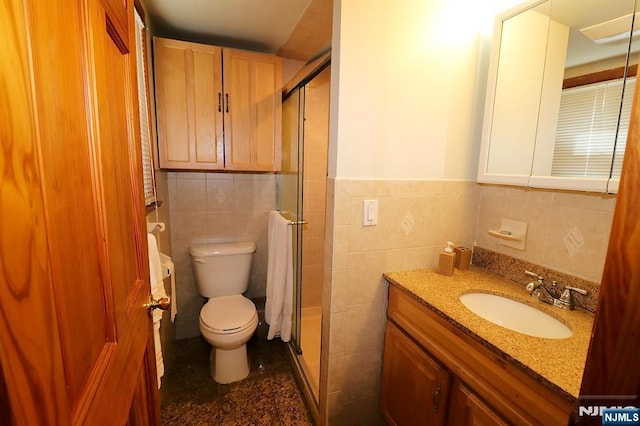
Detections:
[210, 344, 250, 384]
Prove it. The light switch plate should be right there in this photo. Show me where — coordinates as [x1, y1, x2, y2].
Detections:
[362, 199, 378, 226]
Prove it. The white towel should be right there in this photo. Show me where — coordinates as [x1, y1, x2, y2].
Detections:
[147, 233, 167, 388]
[265, 211, 294, 342]
[160, 253, 177, 322]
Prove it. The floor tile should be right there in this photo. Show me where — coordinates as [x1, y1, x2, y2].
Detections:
[160, 328, 314, 425]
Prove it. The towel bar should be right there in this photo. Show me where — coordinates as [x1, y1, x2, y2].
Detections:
[287, 220, 308, 226]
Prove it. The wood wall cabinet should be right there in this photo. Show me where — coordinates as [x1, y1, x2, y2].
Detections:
[153, 37, 282, 171]
[381, 286, 573, 426]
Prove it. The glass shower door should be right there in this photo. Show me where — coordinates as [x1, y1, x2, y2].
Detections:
[278, 86, 305, 355]
[278, 62, 330, 404]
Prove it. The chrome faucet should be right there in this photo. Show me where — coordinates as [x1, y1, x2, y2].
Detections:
[524, 271, 588, 311]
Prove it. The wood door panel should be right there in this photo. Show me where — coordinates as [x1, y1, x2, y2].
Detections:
[73, 0, 154, 422]
[155, 42, 191, 164]
[448, 379, 509, 426]
[0, 1, 71, 423]
[254, 61, 279, 168]
[127, 348, 156, 426]
[226, 54, 253, 166]
[464, 390, 508, 426]
[193, 49, 221, 164]
[100, 0, 129, 54]
[79, 0, 155, 422]
[17, 0, 112, 411]
[90, 2, 142, 336]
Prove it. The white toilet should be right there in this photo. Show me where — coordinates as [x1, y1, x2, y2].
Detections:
[189, 241, 259, 384]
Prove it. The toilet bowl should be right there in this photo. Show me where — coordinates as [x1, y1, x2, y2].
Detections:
[199, 294, 258, 383]
[189, 241, 258, 384]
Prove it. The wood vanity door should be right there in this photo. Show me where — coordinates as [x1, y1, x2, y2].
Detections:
[448, 379, 509, 426]
[0, 0, 158, 424]
[381, 322, 451, 426]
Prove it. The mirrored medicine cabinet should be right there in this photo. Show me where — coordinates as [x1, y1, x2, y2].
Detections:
[478, 0, 640, 193]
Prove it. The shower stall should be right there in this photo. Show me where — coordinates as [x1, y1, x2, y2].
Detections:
[278, 58, 330, 408]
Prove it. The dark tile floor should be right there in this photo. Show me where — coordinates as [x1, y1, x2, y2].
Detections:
[160, 325, 314, 425]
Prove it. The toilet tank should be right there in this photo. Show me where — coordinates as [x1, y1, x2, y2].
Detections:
[189, 241, 256, 298]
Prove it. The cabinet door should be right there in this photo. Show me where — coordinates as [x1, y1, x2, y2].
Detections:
[448, 379, 508, 426]
[154, 38, 224, 170]
[477, 1, 553, 186]
[223, 48, 282, 171]
[381, 322, 450, 426]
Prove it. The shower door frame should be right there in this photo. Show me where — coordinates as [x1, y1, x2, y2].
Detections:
[292, 86, 306, 356]
[279, 55, 331, 417]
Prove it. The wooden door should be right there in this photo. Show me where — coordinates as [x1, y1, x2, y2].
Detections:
[380, 322, 450, 426]
[154, 37, 225, 170]
[0, 0, 159, 424]
[223, 48, 283, 171]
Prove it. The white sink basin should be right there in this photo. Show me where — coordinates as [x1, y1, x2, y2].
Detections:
[459, 293, 572, 339]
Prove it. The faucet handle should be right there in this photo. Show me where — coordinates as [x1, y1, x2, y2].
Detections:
[524, 270, 544, 282]
[565, 286, 588, 296]
[559, 286, 588, 310]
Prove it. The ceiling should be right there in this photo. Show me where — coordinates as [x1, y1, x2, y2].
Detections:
[141, 0, 332, 61]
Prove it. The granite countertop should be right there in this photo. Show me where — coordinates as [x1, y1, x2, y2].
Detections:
[383, 267, 595, 400]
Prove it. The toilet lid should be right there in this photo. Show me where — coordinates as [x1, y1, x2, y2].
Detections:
[200, 295, 256, 332]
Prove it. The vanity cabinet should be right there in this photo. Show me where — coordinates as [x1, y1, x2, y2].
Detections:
[381, 285, 574, 426]
[153, 37, 282, 171]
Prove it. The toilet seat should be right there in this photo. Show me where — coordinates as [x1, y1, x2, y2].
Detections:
[200, 295, 257, 335]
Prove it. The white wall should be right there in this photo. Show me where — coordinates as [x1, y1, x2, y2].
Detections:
[329, 0, 505, 180]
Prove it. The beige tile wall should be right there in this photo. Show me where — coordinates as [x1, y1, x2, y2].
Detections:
[475, 185, 616, 282]
[321, 178, 480, 425]
[168, 171, 276, 339]
[320, 179, 616, 424]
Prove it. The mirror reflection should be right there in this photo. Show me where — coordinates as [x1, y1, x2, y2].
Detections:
[532, 0, 638, 182]
[481, 0, 639, 191]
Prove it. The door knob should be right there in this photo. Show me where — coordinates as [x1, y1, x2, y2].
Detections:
[145, 296, 171, 312]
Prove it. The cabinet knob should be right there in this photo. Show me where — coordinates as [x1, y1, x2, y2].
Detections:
[432, 383, 442, 413]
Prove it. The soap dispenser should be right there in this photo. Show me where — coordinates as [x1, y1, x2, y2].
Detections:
[438, 241, 456, 276]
